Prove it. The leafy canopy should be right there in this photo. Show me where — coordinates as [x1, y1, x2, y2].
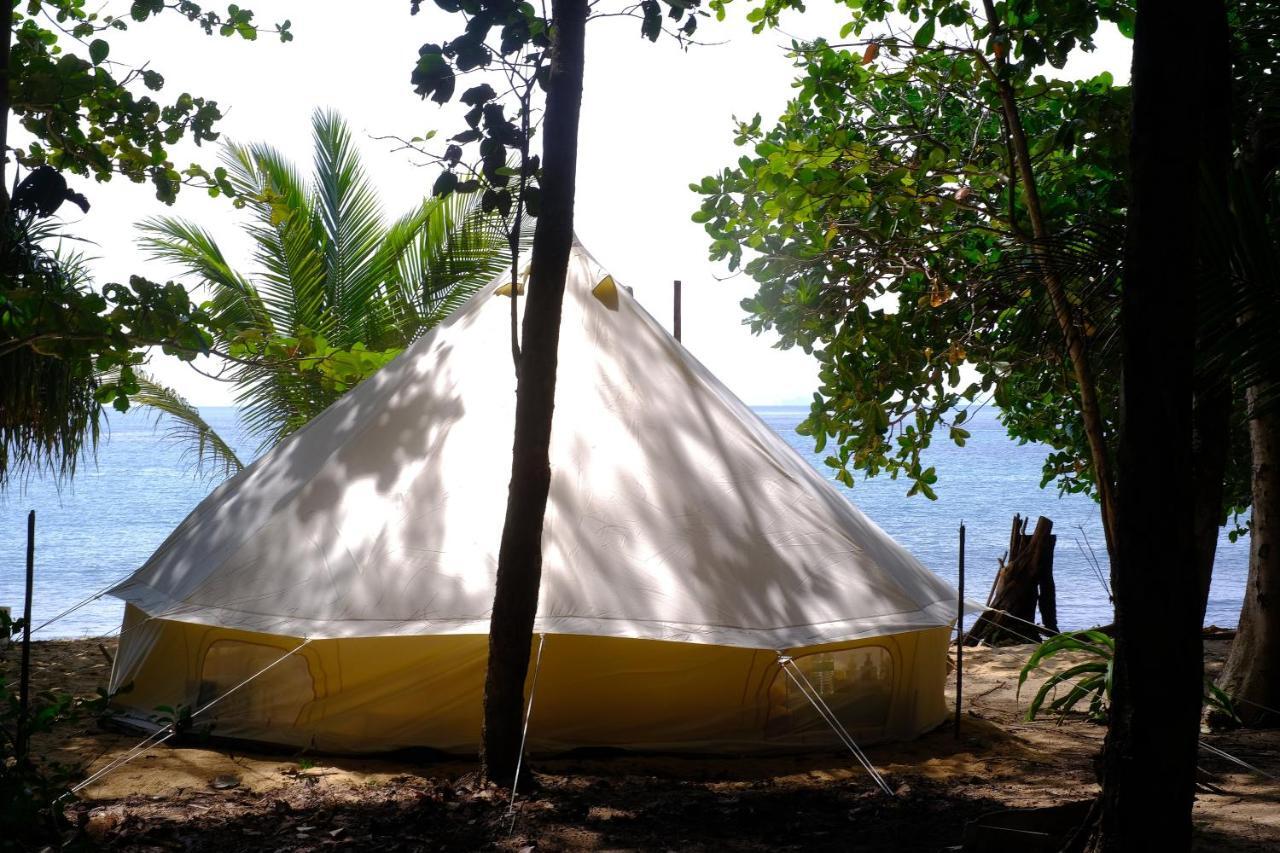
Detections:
[407, 0, 707, 219]
[135, 110, 519, 463]
[695, 0, 1131, 499]
[9, 0, 293, 203]
[0, 0, 293, 485]
[0, 209, 223, 485]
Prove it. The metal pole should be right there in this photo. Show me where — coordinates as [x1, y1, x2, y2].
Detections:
[955, 519, 965, 739]
[17, 510, 34, 765]
[673, 280, 682, 342]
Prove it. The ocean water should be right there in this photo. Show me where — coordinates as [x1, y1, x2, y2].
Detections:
[0, 406, 1250, 639]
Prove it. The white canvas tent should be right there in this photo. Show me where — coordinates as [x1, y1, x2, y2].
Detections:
[107, 242, 961, 754]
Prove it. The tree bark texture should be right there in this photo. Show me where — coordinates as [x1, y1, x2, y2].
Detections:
[979, 0, 1119, 566]
[481, 0, 588, 788]
[1217, 392, 1280, 727]
[1092, 2, 1227, 848]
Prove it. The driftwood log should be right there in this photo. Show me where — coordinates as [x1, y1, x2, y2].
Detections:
[965, 514, 1059, 646]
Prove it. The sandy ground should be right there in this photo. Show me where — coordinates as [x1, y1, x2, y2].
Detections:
[10, 635, 1280, 851]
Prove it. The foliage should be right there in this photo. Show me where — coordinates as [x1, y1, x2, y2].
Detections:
[1200, 2, 1280, 415]
[1, 0, 288, 487]
[104, 365, 246, 479]
[9, 0, 293, 203]
[695, 0, 1131, 499]
[0, 610, 111, 850]
[408, 0, 706, 221]
[135, 110, 517, 458]
[1017, 629, 1241, 725]
[1017, 629, 1114, 721]
[0, 205, 221, 486]
[712, 0, 1134, 68]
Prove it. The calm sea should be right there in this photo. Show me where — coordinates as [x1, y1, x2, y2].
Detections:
[0, 406, 1250, 639]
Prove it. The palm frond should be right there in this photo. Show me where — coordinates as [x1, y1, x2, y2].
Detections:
[310, 110, 389, 347]
[223, 140, 329, 337]
[976, 222, 1125, 375]
[0, 214, 101, 487]
[0, 347, 100, 488]
[136, 215, 270, 340]
[131, 112, 517, 453]
[105, 367, 245, 481]
[1197, 167, 1280, 412]
[385, 189, 528, 338]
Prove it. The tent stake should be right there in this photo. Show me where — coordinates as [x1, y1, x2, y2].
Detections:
[673, 280, 682, 342]
[955, 520, 965, 739]
[17, 510, 34, 765]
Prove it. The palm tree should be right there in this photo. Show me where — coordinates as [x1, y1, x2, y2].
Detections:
[0, 226, 102, 488]
[133, 109, 517, 476]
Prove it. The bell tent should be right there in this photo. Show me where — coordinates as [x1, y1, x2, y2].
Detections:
[106, 242, 961, 754]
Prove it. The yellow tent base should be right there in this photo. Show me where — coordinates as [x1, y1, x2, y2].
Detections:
[110, 605, 950, 755]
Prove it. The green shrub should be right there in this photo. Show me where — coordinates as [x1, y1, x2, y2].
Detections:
[0, 611, 106, 850]
[1017, 629, 1241, 725]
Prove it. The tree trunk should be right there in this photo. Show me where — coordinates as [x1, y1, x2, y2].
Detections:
[1217, 392, 1280, 727]
[979, 0, 1118, 565]
[1091, 2, 1227, 849]
[480, 0, 588, 789]
[965, 515, 1055, 645]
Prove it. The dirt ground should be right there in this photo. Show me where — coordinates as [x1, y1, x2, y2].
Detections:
[12, 635, 1280, 852]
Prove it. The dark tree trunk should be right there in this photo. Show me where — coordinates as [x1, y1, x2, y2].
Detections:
[480, 0, 588, 789]
[1217, 393, 1280, 727]
[1092, 1, 1229, 849]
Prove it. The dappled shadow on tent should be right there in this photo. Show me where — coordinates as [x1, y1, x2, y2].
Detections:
[106, 245, 958, 756]
[536, 260, 951, 648]
[114, 327, 479, 637]
[115, 243, 955, 649]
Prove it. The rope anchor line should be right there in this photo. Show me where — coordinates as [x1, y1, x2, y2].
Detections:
[63, 637, 314, 799]
[777, 653, 895, 796]
[507, 632, 548, 836]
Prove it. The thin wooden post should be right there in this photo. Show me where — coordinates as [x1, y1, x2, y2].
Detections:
[16, 510, 34, 765]
[955, 520, 965, 738]
[673, 280, 682, 342]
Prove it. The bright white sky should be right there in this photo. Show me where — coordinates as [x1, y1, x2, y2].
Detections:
[44, 1, 1131, 407]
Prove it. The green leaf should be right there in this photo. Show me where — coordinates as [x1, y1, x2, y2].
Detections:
[913, 18, 936, 48]
[641, 0, 662, 41]
[433, 170, 458, 197]
[89, 38, 110, 65]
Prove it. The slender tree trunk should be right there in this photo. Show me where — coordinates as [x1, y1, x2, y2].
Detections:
[1217, 392, 1280, 727]
[481, 0, 588, 789]
[1091, 2, 1226, 849]
[980, 0, 1118, 565]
